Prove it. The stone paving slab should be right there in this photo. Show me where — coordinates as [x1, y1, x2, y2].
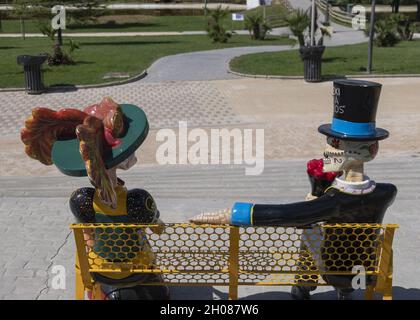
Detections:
[0, 81, 241, 137]
[0, 157, 419, 299]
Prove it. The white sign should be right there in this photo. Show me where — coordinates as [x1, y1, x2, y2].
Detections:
[232, 13, 245, 21]
[247, 0, 260, 10]
[246, 0, 271, 10]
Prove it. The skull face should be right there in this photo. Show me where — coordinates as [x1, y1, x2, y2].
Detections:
[323, 137, 378, 172]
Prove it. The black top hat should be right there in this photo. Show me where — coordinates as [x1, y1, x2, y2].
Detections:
[318, 79, 389, 141]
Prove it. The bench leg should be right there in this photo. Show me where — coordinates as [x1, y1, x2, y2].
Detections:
[75, 267, 85, 300]
[382, 249, 393, 300]
[382, 273, 393, 300]
[364, 284, 374, 300]
[91, 283, 104, 300]
[229, 284, 238, 300]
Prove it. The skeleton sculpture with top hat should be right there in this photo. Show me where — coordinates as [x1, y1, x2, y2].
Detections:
[190, 79, 397, 300]
[21, 97, 169, 300]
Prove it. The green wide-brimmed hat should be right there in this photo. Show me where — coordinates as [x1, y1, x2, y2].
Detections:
[51, 104, 149, 177]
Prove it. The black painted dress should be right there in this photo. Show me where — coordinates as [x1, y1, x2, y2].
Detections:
[70, 183, 169, 300]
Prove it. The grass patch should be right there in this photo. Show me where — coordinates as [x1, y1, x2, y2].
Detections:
[245, 4, 289, 28]
[0, 4, 289, 34]
[0, 15, 246, 33]
[1, 34, 293, 88]
[230, 41, 420, 76]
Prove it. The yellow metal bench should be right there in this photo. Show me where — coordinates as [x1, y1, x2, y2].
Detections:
[71, 223, 398, 300]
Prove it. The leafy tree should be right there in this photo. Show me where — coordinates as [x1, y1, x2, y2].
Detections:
[12, 0, 40, 39]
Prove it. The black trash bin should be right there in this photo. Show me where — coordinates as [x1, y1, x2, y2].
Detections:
[299, 46, 325, 83]
[17, 54, 48, 94]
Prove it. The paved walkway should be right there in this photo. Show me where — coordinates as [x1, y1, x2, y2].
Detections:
[143, 0, 367, 82]
[144, 45, 295, 82]
[1, 157, 419, 300]
[0, 81, 241, 138]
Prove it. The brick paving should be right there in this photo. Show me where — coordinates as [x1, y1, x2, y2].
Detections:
[0, 81, 241, 137]
[0, 158, 419, 300]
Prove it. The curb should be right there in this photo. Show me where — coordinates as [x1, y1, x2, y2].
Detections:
[227, 67, 420, 80]
[0, 70, 148, 93]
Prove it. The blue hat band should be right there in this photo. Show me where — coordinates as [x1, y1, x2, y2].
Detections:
[331, 118, 376, 137]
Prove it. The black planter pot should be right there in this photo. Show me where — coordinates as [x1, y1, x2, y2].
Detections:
[299, 45, 325, 83]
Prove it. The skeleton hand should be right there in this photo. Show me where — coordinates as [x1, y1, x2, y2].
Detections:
[305, 192, 318, 201]
[189, 208, 231, 225]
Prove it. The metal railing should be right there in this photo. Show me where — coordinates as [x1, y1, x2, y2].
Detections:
[316, 0, 354, 26]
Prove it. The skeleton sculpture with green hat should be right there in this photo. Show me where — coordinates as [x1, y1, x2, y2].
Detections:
[21, 97, 169, 300]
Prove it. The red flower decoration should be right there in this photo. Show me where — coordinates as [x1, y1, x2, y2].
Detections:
[307, 159, 340, 181]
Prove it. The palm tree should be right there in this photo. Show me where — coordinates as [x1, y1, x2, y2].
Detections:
[284, 8, 311, 46]
[205, 6, 232, 43]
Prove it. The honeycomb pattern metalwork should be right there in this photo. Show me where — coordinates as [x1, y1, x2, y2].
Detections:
[72, 223, 389, 286]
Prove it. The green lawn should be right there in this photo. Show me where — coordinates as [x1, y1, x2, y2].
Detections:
[0, 15, 249, 33]
[0, 15, 246, 33]
[0, 4, 289, 34]
[230, 41, 420, 76]
[1, 35, 293, 88]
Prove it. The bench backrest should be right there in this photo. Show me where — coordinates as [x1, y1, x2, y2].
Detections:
[71, 223, 398, 289]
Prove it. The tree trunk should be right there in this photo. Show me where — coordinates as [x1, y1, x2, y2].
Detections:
[395, 0, 400, 13]
[392, 0, 400, 13]
[20, 17, 25, 40]
[417, 1, 420, 21]
[57, 28, 63, 46]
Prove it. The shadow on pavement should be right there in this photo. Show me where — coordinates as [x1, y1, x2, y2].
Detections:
[80, 40, 179, 46]
[67, 22, 161, 31]
[169, 286, 420, 300]
[170, 286, 214, 300]
[47, 85, 78, 93]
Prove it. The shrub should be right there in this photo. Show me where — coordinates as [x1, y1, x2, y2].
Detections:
[47, 41, 79, 66]
[389, 13, 415, 40]
[205, 6, 232, 43]
[47, 44, 73, 66]
[284, 8, 311, 46]
[245, 13, 272, 40]
[68, 39, 81, 58]
[374, 19, 400, 47]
